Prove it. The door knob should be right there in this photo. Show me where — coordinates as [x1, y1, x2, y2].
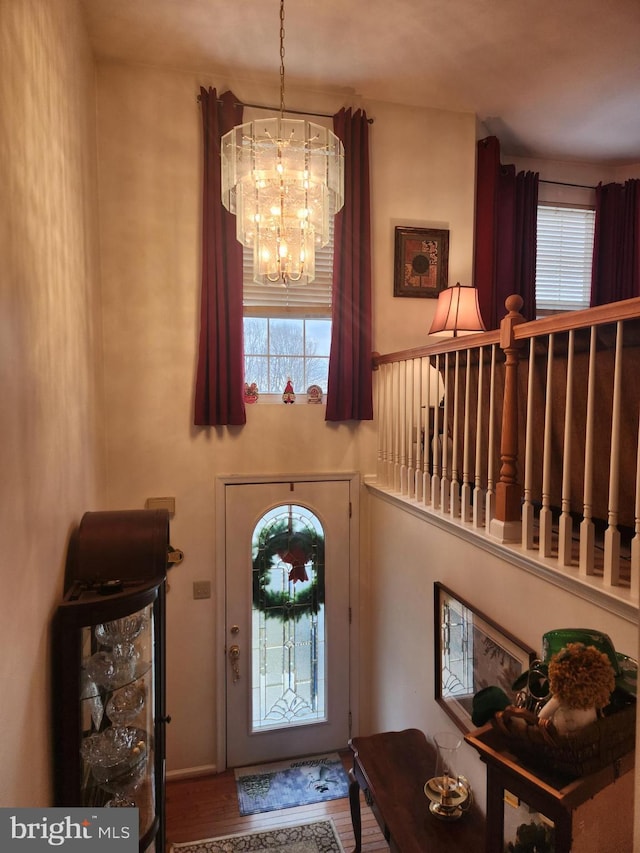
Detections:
[229, 644, 240, 659]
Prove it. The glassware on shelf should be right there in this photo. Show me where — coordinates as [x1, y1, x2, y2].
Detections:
[84, 651, 118, 691]
[95, 614, 147, 646]
[106, 683, 146, 725]
[81, 726, 148, 808]
[110, 641, 140, 682]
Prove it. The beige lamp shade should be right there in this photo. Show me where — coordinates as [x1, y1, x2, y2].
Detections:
[429, 283, 486, 337]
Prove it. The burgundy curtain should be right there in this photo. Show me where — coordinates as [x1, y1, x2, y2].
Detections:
[591, 179, 640, 306]
[194, 88, 246, 426]
[325, 108, 373, 422]
[474, 136, 539, 329]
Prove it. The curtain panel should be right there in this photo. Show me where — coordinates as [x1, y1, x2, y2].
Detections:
[474, 136, 538, 329]
[325, 108, 373, 422]
[591, 179, 640, 306]
[194, 88, 246, 426]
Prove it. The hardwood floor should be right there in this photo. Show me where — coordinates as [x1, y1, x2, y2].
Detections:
[164, 752, 388, 852]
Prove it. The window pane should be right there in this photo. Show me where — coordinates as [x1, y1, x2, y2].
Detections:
[244, 317, 268, 355]
[269, 319, 304, 357]
[245, 355, 269, 391]
[305, 357, 329, 391]
[305, 319, 332, 357]
[270, 355, 305, 394]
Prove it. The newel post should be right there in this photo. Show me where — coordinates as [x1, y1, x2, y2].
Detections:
[490, 294, 526, 543]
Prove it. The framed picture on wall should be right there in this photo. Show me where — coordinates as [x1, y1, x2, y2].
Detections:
[393, 226, 449, 298]
[434, 582, 537, 733]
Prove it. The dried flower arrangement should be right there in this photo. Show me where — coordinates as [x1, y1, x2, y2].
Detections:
[547, 642, 615, 710]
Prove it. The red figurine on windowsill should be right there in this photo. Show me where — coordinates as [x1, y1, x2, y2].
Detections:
[282, 378, 295, 404]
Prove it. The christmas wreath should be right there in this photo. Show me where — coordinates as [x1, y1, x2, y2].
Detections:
[252, 520, 325, 621]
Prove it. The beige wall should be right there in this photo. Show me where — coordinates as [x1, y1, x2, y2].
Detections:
[0, 0, 104, 806]
[93, 61, 477, 772]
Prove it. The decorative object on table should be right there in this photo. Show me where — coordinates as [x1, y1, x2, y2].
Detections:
[512, 628, 637, 707]
[282, 378, 296, 403]
[169, 819, 345, 853]
[307, 384, 323, 404]
[244, 382, 259, 404]
[423, 731, 472, 821]
[471, 686, 511, 727]
[428, 283, 486, 337]
[537, 642, 615, 734]
[485, 628, 637, 778]
[434, 582, 536, 733]
[220, 0, 344, 287]
[234, 753, 349, 816]
[393, 226, 449, 298]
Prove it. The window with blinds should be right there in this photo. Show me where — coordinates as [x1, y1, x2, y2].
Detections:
[535, 204, 595, 316]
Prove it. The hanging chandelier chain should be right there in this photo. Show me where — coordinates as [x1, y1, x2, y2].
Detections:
[279, 0, 286, 117]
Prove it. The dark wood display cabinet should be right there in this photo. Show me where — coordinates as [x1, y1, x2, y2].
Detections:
[52, 510, 172, 853]
[465, 724, 634, 853]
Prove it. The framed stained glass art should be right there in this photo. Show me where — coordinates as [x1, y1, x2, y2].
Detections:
[434, 582, 536, 733]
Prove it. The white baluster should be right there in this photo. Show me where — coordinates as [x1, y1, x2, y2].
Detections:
[558, 330, 575, 566]
[473, 346, 485, 528]
[522, 338, 536, 549]
[539, 333, 554, 556]
[604, 322, 623, 585]
[579, 326, 597, 576]
[431, 354, 441, 509]
[461, 347, 473, 522]
[485, 345, 497, 528]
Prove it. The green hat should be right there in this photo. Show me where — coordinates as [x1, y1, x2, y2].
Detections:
[471, 686, 511, 726]
[513, 629, 637, 698]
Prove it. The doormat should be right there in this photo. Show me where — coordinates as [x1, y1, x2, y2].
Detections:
[169, 818, 345, 853]
[234, 753, 349, 816]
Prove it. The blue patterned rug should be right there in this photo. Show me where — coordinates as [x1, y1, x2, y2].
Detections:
[234, 753, 350, 816]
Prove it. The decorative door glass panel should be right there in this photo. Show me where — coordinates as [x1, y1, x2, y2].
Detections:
[251, 504, 326, 731]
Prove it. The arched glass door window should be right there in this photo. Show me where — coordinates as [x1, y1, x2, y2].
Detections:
[251, 503, 325, 732]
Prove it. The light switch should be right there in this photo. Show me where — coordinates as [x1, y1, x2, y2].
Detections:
[193, 581, 211, 600]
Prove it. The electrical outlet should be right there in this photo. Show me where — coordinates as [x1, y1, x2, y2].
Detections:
[193, 580, 211, 600]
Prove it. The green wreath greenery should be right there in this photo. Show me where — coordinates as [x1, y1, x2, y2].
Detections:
[252, 520, 325, 621]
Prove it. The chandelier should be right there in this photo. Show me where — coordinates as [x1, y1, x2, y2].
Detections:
[221, 0, 344, 286]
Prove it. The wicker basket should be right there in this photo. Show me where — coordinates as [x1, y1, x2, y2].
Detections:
[491, 703, 636, 778]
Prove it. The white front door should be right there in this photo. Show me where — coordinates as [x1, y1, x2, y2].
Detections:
[224, 479, 351, 768]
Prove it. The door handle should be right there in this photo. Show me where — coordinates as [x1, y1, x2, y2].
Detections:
[229, 644, 241, 682]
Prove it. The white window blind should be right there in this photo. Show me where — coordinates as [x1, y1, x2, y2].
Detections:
[536, 204, 595, 315]
[242, 242, 334, 314]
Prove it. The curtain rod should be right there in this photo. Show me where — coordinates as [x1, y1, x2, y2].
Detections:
[197, 93, 374, 123]
[540, 179, 596, 190]
[236, 100, 375, 123]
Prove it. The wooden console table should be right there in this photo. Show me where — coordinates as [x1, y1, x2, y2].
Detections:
[348, 728, 484, 852]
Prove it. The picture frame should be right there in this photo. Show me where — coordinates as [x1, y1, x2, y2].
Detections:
[393, 226, 449, 298]
[434, 582, 537, 733]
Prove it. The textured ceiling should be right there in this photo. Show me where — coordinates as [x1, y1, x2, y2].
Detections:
[79, 0, 640, 166]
